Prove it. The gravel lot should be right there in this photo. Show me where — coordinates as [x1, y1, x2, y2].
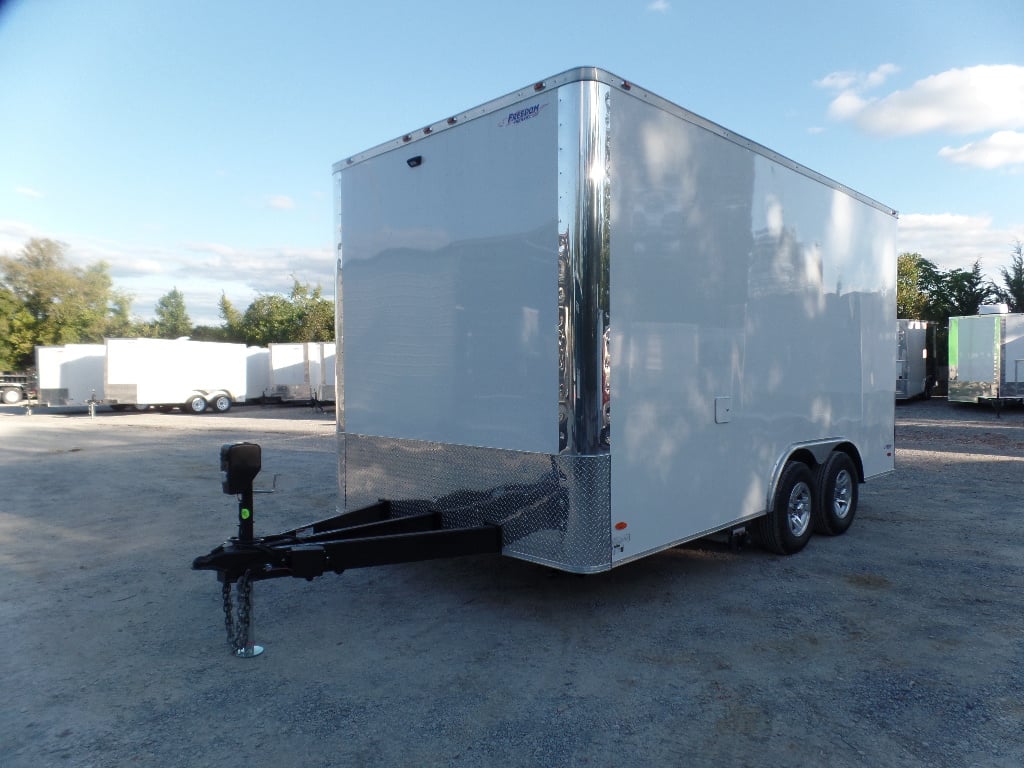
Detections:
[1, 398, 1023, 767]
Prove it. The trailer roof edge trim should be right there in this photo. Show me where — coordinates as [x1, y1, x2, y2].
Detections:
[332, 66, 897, 217]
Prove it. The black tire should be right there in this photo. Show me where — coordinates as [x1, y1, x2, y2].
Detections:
[110, 404, 128, 412]
[184, 395, 207, 414]
[755, 461, 815, 555]
[813, 452, 859, 536]
[209, 394, 232, 413]
[2, 387, 22, 404]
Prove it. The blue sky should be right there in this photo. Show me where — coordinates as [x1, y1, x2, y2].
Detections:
[1, 0, 1022, 324]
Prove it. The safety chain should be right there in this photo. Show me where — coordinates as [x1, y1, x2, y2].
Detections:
[221, 571, 254, 652]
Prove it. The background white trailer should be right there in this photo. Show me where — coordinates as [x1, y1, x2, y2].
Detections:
[245, 346, 271, 401]
[320, 342, 337, 402]
[268, 342, 334, 402]
[896, 319, 932, 400]
[104, 338, 248, 413]
[948, 311, 1024, 403]
[333, 67, 897, 571]
[36, 344, 106, 405]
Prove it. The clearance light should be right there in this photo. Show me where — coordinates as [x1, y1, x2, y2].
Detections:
[533, 81, 545, 91]
[447, 117, 457, 125]
[402, 134, 412, 143]
[621, 81, 632, 91]
[614, 521, 628, 531]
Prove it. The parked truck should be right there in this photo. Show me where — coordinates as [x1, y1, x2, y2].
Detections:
[105, 338, 248, 413]
[0, 371, 36, 404]
[948, 307, 1024, 405]
[195, 68, 897, 647]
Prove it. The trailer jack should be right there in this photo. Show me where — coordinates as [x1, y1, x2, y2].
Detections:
[193, 443, 503, 655]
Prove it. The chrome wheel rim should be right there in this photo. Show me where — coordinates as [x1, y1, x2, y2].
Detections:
[787, 481, 812, 538]
[832, 469, 853, 519]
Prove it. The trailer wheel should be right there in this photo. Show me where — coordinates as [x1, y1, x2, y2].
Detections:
[813, 452, 858, 536]
[209, 394, 232, 413]
[2, 387, 21, 404]
[184, 395, 208, 414]
[755, 461, 814, 555]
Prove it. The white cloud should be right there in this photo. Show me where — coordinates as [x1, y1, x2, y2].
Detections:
[855, 65, 1024, 136]
[268, 195, 295, 210]
[865, 63, 900, 89]
[819, 64, 1024, 169]
[898, 212, 1023, 274]
[185, 241, 238, 257]
[821, 64, 1024, 137]
[16, 186, 43, 198]
[816, 64, 900, 123]
[938, 130, 1024, 169]
[0, 220, 41, 253]
[816, 72, 859, 91]
[827, 90, 868, 121]
[647, 0, 670, 12]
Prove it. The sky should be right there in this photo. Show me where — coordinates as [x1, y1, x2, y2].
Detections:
[1, 0, 1022, 325]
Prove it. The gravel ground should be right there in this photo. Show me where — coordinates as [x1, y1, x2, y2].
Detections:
[1, 398, 1022, 767]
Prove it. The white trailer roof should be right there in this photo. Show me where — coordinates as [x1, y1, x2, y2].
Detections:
[333, 67, 896, 217]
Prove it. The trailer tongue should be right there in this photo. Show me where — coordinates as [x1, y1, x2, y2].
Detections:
[193, 442, 502, 653]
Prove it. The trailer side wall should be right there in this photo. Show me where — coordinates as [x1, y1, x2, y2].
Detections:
[607, 89, 895, 563]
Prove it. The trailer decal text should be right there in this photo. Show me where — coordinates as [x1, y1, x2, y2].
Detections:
[500, 103, 543, 127]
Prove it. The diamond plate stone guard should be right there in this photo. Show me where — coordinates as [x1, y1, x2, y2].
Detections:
[339, 432, 612, 573]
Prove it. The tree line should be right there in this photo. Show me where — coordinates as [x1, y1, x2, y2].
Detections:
[0, 238, 333, 371]
[898, 241, 1024, 321]
[5, 237, 1022, 373]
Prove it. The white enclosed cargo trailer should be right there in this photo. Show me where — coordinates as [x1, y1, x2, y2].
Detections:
[104, 338, 248, 413]
[36, 343, 106, 405]
[896, 320, 933, 400]
[194, 67, 899, 651]
[268, 342, 324, 402]
[331, 67, 897, 569]
[948, 310, 1024, 404]
[320, 342, 337, 403]
[245, 347, 271, 402]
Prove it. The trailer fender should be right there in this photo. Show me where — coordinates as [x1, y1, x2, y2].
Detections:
[765, 440, 864, 517]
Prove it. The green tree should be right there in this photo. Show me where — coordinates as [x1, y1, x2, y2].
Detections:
[0, 238, 134, 368]
[218, 293, 245, 342]
[994, 241, 1024, 312]
[231, 279, 334, 346]
[288, 280, 334, 341]
[897, 252, 930, 319]
[0, 285, 35, 369]
[942, 260, 995, 317]
[153, 287, 192, 338]
[240, 293, 296, 346]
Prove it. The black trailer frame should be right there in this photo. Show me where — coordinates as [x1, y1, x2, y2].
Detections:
[193, 443, 502, 585]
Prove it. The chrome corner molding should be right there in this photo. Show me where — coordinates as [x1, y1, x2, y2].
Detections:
[558, 81, 611, 456]
[333, 172, 345, 431]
